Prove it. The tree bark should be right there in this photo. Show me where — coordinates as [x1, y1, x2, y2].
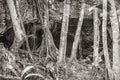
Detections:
[92, 8, 100, 66]
[6, 0, 25, 52]
[102, 0, 113, 79]
[57, 0, 71, 64]
[109, 0, 120, 79]
[69, 1, 85, 63]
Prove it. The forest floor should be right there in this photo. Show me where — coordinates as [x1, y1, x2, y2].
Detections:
[0, 43, 107, 80]
[66, 58, 106, 80]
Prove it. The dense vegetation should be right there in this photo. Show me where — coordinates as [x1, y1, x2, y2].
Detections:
[0, 0, 120, 80]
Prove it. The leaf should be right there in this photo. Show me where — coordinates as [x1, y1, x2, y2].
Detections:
[25, 73, 45, 79]
[0, 74, 20, 80]
[6, 64, 19, 76]
[21, 66, 34, 78]
[2, 48, 15, 63]
[34, 64, 46, 70]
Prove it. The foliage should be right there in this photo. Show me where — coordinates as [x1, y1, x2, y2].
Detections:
[0, 0, 118, 80]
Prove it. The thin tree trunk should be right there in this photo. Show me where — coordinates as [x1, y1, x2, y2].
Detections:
[35, 0, 58, 57]
[92, 8, 100, 66]
[90, 7, 100, 80]
[78, 36, 82, 59]
[69, 1, 85, 63]
[16, 0, 33, 59]
[109, 0, 120, 79]
[102, 0, 113, 79]
[58, 0, 70, 64]
[6, 0, 25, 52]
[0, 2, 6, 33]
[32, 23, 37, 51]
[43, 1, 58, 62]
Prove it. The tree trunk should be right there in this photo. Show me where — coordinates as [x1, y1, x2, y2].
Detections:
[16, 0, 33, 59]
[43, 1, 58, 62]
[6, 0, 25, 52]
[109, 0, 120, 79]
[57, 0, 70, 64]
[69, 1, 85, 63]
[78, 36, 82, 59]
[92, 8, 100, 66]
[90, 7, 100, 80]
[102, 0, 113, 79]
[0, 2, 6, 34]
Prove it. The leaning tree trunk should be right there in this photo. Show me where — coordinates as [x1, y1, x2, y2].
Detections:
[109, 0, 120, 80]
[57, 0, 70, 64]
[102, 0, 113, 79]
[69, 1, 85, 63]
[6, 0, 25, 52]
